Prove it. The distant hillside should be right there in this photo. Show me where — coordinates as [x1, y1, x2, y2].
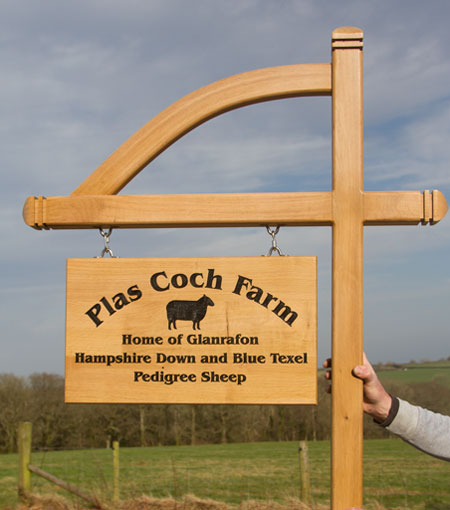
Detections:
[375, 358, 450, 388]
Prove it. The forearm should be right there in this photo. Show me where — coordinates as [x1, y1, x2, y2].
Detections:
[383, 398, 450, 461]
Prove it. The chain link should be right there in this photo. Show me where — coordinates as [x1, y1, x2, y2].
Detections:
[265, 226, 284, 256]
[97, 228, 116, 258]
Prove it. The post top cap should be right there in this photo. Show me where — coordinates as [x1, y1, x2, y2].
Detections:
[332, 26, 364, 40]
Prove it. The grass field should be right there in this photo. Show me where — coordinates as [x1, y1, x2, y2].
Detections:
[379, 367, 450, 387]
[377, 360, 450, 387]
[1, 439, 450, 509]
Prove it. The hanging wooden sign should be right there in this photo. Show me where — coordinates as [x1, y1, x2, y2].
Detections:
[65, 257, 317, 404]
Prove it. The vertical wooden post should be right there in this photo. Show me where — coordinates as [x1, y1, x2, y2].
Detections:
[299, 440, 311, 505]
[18, 422, 32, 497]
[331, 27, 364, 510]
[112, 441, 119, 501]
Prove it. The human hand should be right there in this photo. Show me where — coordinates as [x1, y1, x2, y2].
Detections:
[323, 353, 392, 423]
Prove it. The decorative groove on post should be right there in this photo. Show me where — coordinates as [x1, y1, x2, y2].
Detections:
[423, 190, 432, 225]
[331, 26, 363, 49]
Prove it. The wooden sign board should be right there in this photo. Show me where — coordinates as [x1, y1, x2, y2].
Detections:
[65, 257, 317, 404]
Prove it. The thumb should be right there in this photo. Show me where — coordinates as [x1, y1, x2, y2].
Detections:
[352, 364, 371, 381]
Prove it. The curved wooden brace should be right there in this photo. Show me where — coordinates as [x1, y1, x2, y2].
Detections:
[72, 63, 331, 196]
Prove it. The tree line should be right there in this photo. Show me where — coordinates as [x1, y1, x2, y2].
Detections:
[1, 370, 449, 453]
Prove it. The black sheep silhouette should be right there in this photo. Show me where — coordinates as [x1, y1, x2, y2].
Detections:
[166, 294, 214, 330]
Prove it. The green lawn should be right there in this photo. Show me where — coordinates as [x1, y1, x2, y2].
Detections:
[1, 439, 449, 509]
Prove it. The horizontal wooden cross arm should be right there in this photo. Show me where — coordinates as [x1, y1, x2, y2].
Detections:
[23, 189, 447, 229]
[23, 192, 333, 229]
[364, 189, 448, 225]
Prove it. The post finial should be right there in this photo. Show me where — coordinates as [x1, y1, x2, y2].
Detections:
[432, 190, 449, 224]
[332, 26, 363, 49]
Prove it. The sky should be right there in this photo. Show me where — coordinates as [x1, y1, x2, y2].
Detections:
[1, 0, 450, 376]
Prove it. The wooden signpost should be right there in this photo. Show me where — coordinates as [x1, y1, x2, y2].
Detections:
[23, 27, 448, 510]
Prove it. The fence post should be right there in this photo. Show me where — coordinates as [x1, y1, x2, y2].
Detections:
[139, 406, 147, 447]
[18, 422, 32, 497]
[299, 440, 311, 505]
[112, 440, 119, 501]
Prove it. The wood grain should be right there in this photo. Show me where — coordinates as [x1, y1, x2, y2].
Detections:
[65, 257, 317, 404]
[331, 26, 364, 510]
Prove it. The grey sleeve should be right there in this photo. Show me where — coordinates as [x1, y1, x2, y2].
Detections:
[386, 398, 450, 461]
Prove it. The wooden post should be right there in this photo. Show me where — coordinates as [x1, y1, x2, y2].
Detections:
[112, 440, 119, 501]
[18, 422, 32, 497]
[331, 27, 364, 510]
[299, 440, 311, 505]
[191, 405, 197, 446]
[139, 406, 147, 447]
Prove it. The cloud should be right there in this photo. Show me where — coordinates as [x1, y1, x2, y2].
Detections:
[365, 100, 450, 193]
[364, 24, 450, 124]
[125, 127, 331, 195]
[2, 0, 450, 373]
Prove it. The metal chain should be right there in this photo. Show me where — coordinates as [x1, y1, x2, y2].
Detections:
[265, 225, 284, 256]
[97, 228, 116, 258]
